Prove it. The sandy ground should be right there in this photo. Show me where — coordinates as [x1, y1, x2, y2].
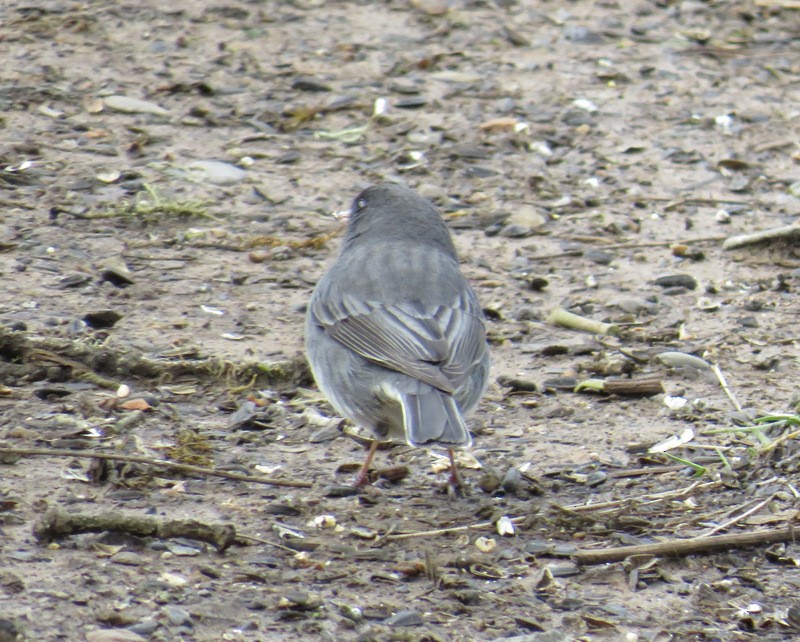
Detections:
[1, 0, 800, 640]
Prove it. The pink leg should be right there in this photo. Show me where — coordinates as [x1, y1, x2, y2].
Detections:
[354, 440, 380, 487]
[448, 448, 463, 491]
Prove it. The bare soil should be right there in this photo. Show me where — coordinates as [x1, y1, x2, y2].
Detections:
[1, 0, 800, 640]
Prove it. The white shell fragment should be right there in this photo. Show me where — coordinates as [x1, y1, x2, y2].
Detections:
[373, 97, 388, 116]
[572, 98, 598, 112]
[311, 514, 337, 529]
[200, 305, 225, 316]
[475, 536, 496, 553]
[649, 428, 695, 453]
[496, 516, 515, 536]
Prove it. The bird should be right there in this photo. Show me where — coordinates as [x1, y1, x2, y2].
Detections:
[305, 182, 490, 489]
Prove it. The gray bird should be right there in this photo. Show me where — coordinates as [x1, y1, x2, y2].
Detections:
[305, 182, 490, 487]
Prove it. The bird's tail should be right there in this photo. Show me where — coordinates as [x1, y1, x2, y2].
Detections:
[400, 390, 472, 448]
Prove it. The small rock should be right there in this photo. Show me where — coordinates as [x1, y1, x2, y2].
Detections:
[291, 77, 331, 92]
[478, 470, 502, 493]
[308, 426, 340, 443]
[584, 249, 614, 265]
[653, 274, 698, 290]
[586, 471, 608, 487]
[126, 620, 159, 637]
[417, 183, 447, 202]
[384, 610, 424, 627]
[505, 206, 546, 233]
[526, 276, 549, 291]
[110, 552, 145, 566]
[547, 562, 580, 577]
[99, 260, 134, 287]
[322, 485, 361, 498]
[395, 96, 428, 109]
[83, 310, 123, 329]
[103, 95, 169, 116]
[185, 160, 247, 186]
[609, 297, 652, 315]
[501, 467, 523, 494]
[496, 376, 537, 392]
[540, 377, 577, 391]
[163, 605, 193, 627]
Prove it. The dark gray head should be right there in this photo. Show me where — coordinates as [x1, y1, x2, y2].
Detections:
[342, 183, 457, 258]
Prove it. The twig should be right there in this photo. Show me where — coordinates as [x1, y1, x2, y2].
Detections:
[573, 525, 796, 565]
[525, 236, 725, 261]
[635, 196, 753, 207]
[760, 428, 800, 455]
[561, 481, 721, 513]
[722, 223, 800, 250]
[547, 307, 618, 335]
[601, 236, 727, 249]
[33, 507, 236, 551]
[711, 364, 743, 413]
[698, 494, 776, 537]
[0, 447, 312, 488]
[384, 516, 526, 540]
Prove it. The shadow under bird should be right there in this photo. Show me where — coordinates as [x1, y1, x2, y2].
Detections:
[305, 182, 490, 488]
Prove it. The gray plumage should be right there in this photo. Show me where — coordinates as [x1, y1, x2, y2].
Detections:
[305, 183, 490, 450]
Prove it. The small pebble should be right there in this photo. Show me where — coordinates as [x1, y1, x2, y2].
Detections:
[185, 160, 246, 186]
[384, 610, 424, 627]
[584, 249, 614, 265]
[501, 467, 523, 494]
[653, 274, 698, 290]
[323, 485, 361, 498]
[110, 552, 145, 566]
[163, 605, 192, 627]
[291, 77, 331, 92]
[586, 471, 608, 487]
[103, 95, 169, 116]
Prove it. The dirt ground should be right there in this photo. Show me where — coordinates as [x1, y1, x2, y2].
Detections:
[1, 0, 800, 640]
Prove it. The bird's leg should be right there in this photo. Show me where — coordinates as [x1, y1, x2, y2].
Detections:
[354, 439, 380, 487]
[447, 448, 464, 492]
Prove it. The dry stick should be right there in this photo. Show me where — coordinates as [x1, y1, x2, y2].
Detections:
[0, 447, 312, 488]
[760, 428, 800, 455]
[603, 379, 665, 397]
[547, 307, 618, 335]
[573, 525, 796, 566]
[699, 493, 776, 538]
[526, 236, 727, 261]
[561, 481, 721, 513]
[33, 507, 236, 552]
[385, 516, 527, 541]
[722, 223, 800, 250]
[637, 196, 753, 206]
[711, 364, 744, 413]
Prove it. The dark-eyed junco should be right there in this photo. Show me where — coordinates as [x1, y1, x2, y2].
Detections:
[305, 182, 490, 487]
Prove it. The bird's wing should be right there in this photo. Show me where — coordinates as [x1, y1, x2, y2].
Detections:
[311, 292, 486, 394]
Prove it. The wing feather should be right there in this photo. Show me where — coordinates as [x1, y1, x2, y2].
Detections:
[311, 286, 487, 394]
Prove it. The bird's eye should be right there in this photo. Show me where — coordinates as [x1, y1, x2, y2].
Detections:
[356, 198, 367, 210]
